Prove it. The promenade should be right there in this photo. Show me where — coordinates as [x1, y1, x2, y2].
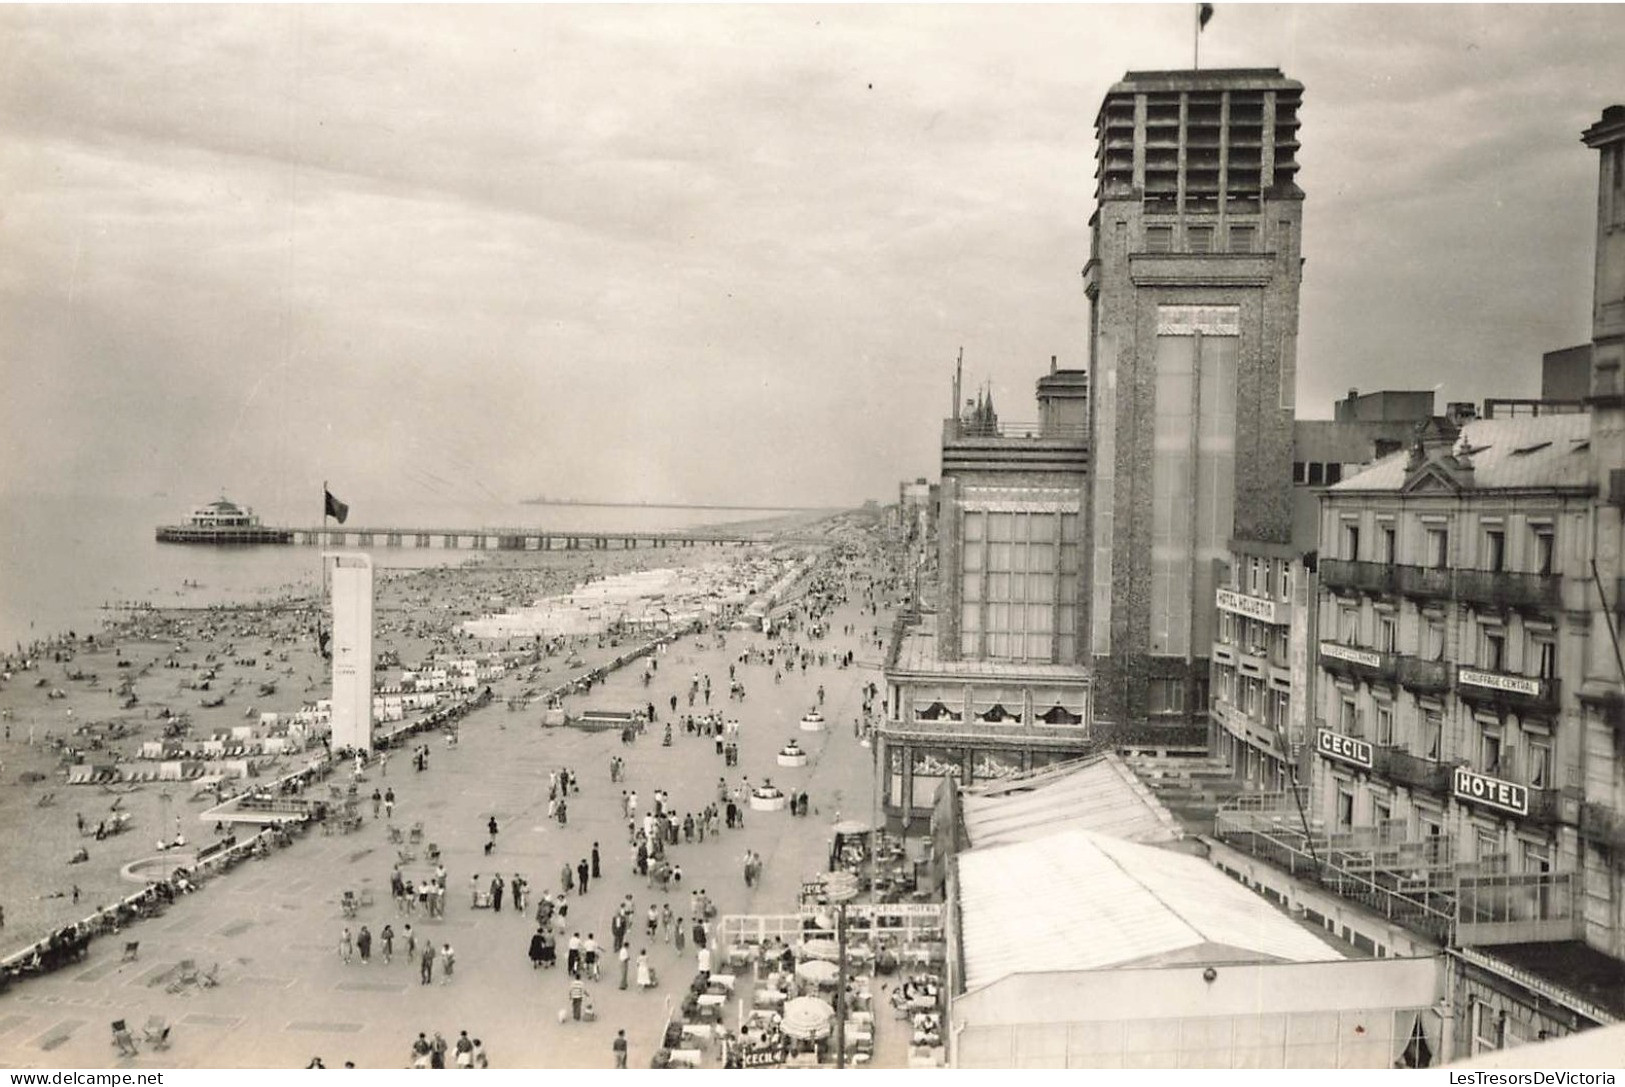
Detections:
[0, 558, 902, 1069]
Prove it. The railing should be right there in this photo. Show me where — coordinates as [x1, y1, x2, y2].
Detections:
[1216, 794, 1585, 947]
[1320, 559, 1398, 596]
[1377, 748, 1456, 796]
[943, 419, 1089, 443]
[1455, 870, 1582, 946]
[1395, 565, 1453, 601]
[1215, 801, 1458, 942]
[1453, 569, 1563, 614]
[1395, 655, 1452, 696]
[1318, 643, 1399, 687]
[1455, 670, 1562, 719]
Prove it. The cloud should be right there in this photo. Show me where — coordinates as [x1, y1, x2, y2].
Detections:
[1, 4, 1621, 507]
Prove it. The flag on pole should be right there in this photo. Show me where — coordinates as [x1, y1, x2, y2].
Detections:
[324, 489, 349, 524]
[1199, 3, 1215, 30]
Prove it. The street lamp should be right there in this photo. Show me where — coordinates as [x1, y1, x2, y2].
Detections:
[822, 871, 860, 1068]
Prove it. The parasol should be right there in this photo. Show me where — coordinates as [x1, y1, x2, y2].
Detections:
[795, 959, 840, 986]
[831, 819, 871, 837]
[798, 939, 841, 961]
[780, 996, 835, 1040]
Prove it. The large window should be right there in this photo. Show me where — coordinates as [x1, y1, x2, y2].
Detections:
[959, 508, 1080, 662]
[1149, 678, 1185, 715]
[1150, 309, 1238, 657]
[1423, 616, 1446, 662]
[1422, 710, 1443, 760]
[1483, 527, 1506, 573]
[1533, 527, 1556, 576]
[1425, 526, 1450, 569]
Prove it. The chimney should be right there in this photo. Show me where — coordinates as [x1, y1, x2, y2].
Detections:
[1050, 354, 1058, 375]
[1347, 388, 1359, 402]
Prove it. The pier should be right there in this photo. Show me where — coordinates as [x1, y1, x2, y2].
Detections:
[282, 525, 824, 550]
[154, 523, 826, 550]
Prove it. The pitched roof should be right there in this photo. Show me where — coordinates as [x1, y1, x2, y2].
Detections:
[959, 753, 1182, 849]
[1330, 414, 1592, 493]
[955, 828, 1342, 992]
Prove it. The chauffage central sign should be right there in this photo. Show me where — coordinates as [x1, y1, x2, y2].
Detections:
[1316, 727, 1373, 770]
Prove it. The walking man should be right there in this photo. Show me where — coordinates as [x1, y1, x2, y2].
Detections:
[419, 942, 434, 985]
[613, 1029, 628, 1068]
[618, 942, 630, 990]
[569, 975, 586, 1021]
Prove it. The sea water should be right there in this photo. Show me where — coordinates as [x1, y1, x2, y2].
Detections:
[0, 492, 793, 650]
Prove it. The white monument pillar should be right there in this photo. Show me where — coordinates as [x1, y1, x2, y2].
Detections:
[327, 552, 374, 754]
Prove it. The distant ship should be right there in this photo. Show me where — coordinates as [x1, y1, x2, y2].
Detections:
[155, 497, 293, 545]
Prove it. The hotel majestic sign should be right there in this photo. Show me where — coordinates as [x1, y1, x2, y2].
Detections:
[1216, 588, 1282, 624]
[1453, 767, 1529, 817]
[1316, 727, 1373, 770]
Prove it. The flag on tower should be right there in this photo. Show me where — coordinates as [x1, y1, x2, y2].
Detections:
[324, 488, 349, 524]
[1199, 3, 1215, 30]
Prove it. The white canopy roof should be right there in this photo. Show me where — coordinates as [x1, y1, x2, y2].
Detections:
[956, 828, 1342, 992]
[959, 753, 1182, 848]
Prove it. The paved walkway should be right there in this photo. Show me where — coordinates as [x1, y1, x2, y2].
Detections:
[0, 563, 903, 1069]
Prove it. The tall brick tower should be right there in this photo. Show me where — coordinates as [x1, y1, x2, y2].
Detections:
[1082, 69, 1304, 735]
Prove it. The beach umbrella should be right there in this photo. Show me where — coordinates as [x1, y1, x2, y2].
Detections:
[798, 939, 841, 961]
[831, 820, 871, 837]
[796, 959, 840, 986]
[781, 996, 835, 1040]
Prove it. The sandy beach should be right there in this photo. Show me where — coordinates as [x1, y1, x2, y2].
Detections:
[0, 512, 919, 1069]
[0, 540, 796, 960]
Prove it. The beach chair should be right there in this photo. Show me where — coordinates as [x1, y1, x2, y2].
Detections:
[408, 822, 425, 844]
[142, 1016, 171, 1050]
[358, 887, 375, 908]
[199, 962, 220, 988]
[166, 960, 197, 993]
[341, 891, 358, 918]
[110, 1020, 138, 1057]
[121, 941, 140, 963]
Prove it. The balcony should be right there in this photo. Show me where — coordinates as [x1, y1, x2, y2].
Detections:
[1395, 655, 1452, 697]
[1579, 801, 1625, 850]
[1318, 641, 1398, 687]
[1455, 668, 1562, 719]
[1320, 558, 1397, 597]
[1395, 564, 1453, 602]
[1376, 748, 1455, 797]
[1215, 794, 1583, 947]
[1454, 569, 1563, 616]
[1455, 869, 1583, 946]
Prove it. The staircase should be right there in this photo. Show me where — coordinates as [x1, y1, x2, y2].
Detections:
[1118, 746, 1250, 831]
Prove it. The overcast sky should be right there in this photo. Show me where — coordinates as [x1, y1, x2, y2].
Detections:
[1, 4, 1620, 511]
